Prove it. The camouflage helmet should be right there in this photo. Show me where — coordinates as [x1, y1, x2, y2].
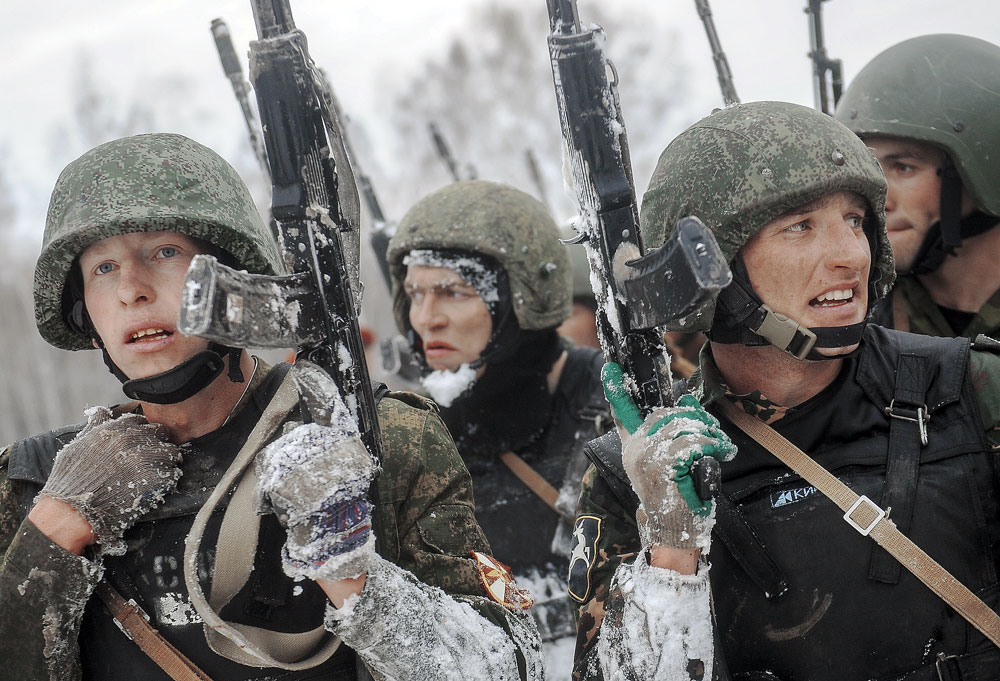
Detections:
[388, 180, 571, 334]
[836, 34, 1000, 218]
[641, 100, 892, 333]
[35, 133, 283, 351]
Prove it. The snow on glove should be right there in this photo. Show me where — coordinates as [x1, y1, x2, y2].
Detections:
[39, 406, 183, 556]
[257, 360, 377, 582]
[602, 362, 736, 550]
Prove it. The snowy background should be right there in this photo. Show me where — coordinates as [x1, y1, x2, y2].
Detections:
[0, 0, 996, 441]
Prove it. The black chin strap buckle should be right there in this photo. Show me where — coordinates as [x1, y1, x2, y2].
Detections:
[752, 304, 818, 360]
[122, 350, 227, 404]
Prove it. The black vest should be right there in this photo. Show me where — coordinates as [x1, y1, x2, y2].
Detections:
[9, 365, 361, 680]
[588, 327, 1000, 681]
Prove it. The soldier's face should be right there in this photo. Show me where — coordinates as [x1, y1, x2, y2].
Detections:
[866, 136, 975, 273]
[404, 265, 493, 371]
[80, 232, 212, 380]
[741, 191, 871, 356]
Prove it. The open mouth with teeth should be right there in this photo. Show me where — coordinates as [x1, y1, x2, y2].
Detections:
[810, 289, 854, 307]
[129, 328, 173, 343]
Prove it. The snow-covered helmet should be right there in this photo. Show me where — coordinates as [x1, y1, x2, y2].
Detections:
[640, 101, 891, 360]
[388, 180, 571, 339]
[35, 133, 282, 402]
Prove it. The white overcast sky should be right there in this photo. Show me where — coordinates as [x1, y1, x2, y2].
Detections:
[2, 0, 998, 247]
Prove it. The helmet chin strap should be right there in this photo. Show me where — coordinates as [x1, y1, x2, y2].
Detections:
[113, 343, 244, 405]
[707, 259, 868, 362]
[906, 158, 999, 276]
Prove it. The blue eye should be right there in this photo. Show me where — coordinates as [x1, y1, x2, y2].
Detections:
[159, 246, 178, 258]
[95, 262, 115, 275]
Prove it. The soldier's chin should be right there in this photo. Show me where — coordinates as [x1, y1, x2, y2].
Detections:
[813, 343, 860, 358]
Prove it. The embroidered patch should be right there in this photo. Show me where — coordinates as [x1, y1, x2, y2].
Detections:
[770, 485, 818, 508]
[567, 515, 602, 603]
[471, 551, 534, 611]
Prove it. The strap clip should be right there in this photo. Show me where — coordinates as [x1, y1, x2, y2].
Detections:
[935, 652, 961, 681]
[884, 400, 929, 446]
[844, 495, 886, 536]
[753, 304, 817, 360]
[112, 598, 151, 642]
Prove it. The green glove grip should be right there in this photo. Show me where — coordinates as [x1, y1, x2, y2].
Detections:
[601, 362, 643, 435]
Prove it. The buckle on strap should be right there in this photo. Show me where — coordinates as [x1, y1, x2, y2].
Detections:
[111, 598, 150, 642]
[884, 399, 930, 446]
[936, 652, 961, 681]
[753, 304, 817, 360]
[844, 495, 886, 536]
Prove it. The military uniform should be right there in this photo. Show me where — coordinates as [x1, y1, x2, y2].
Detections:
[836, 36, 1000, 340]
[387, 181, 612, 674]
[0, 360, 541, 681]
[572, 329, 1000, 681]
[0, 134, 542, 681]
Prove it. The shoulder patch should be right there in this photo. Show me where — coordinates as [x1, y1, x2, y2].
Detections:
[567, 514, 602, 603]
[470, 551, 534, 611]
[972, 334, 1000, 354]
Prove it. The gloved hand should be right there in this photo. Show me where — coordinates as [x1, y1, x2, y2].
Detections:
[602, 363, 736, 550]
[257, 360, 377, 583]
[39, 406, 183, 555]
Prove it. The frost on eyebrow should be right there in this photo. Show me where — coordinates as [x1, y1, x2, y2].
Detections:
[403, 250, 499, 304]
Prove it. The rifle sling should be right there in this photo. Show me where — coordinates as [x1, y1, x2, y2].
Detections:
[499, 451, 574, 523]
[94, 581, 215, 681]
[715, 398, 1000, 649]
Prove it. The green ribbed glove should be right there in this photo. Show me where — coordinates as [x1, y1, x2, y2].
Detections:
[602, 362, 736, 549]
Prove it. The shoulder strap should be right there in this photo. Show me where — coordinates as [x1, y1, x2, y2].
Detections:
[184, 368, 342, 670]
[498, 450, 572, 522]
[869, 352, 930, 584]
[93, 582, 215, 681]
[716, 397, 1000, 650]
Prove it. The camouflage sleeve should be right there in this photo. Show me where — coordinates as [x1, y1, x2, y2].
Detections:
[0, 447, 20, 556]
[329, 395, 541, 680]
[570, 464, 641, 681]
[968, 346, 1000, 449]
[0, 519, 103, 681]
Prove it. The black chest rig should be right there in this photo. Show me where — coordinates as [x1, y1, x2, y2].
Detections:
[10, 364, 361, 681]
[708, 326, 1000, 681]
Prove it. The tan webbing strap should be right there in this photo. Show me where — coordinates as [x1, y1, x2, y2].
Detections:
[499, 451, 573, 523]
[716, 398, 1000, 648]
[94, 581, 215, 681]
[893, 291, 911, 333]
[184, 370, 342, 669]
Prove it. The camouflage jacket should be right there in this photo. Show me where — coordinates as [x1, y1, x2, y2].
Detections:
[0, 362, 541, 681]
[571, 329, 1000, 681]
[877, 274, 1000, 338]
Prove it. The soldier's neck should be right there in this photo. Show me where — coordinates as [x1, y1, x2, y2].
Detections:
[140, 351, 256, 443]
[919, 222, 1000, 313]
[710, 341, 844, 408]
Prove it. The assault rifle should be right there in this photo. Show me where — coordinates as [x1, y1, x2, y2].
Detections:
[693, 0, 740, 106]
[180, 1, 384, 513]
[805, 0, 843, 115]
[545, 0, 731, 421]
[210, 18, 270, 177]
[428, 121, 476, 181]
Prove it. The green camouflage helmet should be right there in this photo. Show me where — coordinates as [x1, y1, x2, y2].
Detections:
[388, 180, 571, 333]
[35, 133, 283, 351]
[836, 34, 1000, 217]
[640, 101, 892, 333]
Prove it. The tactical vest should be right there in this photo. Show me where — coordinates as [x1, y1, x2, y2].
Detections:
[587, 327, 1000, 681]
[8, 364, 378, 681]
[466, 345, 608, 642]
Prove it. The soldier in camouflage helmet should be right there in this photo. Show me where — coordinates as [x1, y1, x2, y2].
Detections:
[571, 102, 1000, 681]
[835, 34, 1000, 339]
[388, 180, 611, 673]
[0, 135, 542, 681]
